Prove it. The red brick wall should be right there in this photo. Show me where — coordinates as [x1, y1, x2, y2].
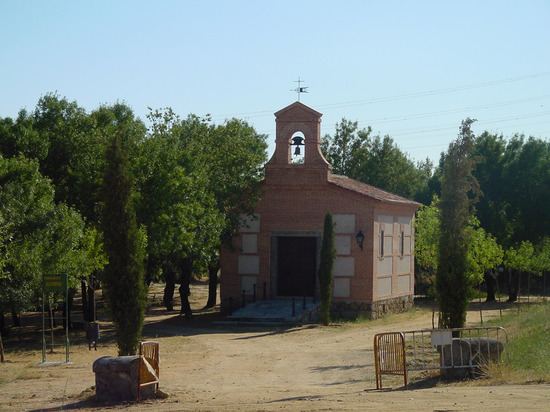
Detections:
[220, 168, 417, 304]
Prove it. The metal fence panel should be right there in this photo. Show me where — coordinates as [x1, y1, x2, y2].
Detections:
[374, 327, 508, 389]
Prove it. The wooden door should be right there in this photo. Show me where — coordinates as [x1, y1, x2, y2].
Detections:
[277, 236, 316, 296]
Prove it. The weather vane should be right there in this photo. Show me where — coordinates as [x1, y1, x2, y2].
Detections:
[291, 77, 308, 101]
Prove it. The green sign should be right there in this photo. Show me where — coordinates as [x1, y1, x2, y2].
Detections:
[43, 274, 67, 293]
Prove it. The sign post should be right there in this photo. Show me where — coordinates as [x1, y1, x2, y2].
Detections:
[42, 274, 70, 363]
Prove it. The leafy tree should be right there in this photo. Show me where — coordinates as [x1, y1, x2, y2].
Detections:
[135, 109, 267, 312]
[195, 118, 267, 307]
[75, 225, 108, 321]
[1, 94, 146, 226]
[436, 118, 480, 329]
[0, 156, 98, 333]
[466, 222, 503, 302]
[535, 238, 550, 297]
[353, 135, 433, 201]
[503, 241, 535, 302]
[0, 94, 145, 325]
[0, 155, 49, 326]
[0, 212, 5, 274]
[472, 132, 511, 244]
[134, 110, 223, 313]
[413, 157, 438, 205]
[0, 110, 47, 160]
[501, 238, 550, 302]
[101, 126, 146, 355]
[321, 119, 433, 201]
[501, 136, 550, 245]
[414, 196, 441, 296]
[318, 211, 335, 326]
[321, 118, 369, 176]
[466, 222, 503, 286]
[415, 196, 503, 299]
[469, 133, 550, 248]
[534, 237, 550, 276]
[1, 96, 108, 289]
[32, 94, 94, 210]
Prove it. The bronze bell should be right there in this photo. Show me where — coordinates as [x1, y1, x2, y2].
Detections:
[291, 136, 304, 156]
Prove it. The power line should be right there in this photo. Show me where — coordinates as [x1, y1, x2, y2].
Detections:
[315, 72, 550, 111]
[375, 111, 550, 138]
[355, 95, 550, 128]
[403, 120, 550, 153]
[209, 71, 550, 120]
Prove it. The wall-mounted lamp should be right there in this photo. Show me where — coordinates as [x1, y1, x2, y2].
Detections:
[356, 230, 365, 251]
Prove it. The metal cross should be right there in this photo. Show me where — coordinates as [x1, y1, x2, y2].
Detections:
[291, 77, 308, 101]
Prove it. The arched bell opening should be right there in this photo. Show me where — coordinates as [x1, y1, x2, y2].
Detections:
[290, 131, 305, 164]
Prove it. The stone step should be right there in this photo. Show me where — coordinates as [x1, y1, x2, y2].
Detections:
[221, 299, 320, 325]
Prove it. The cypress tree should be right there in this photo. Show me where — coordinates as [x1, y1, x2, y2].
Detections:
[318, 211, 336, 326]
[436, 118, 479, 329]
[101, 127, 146, 355]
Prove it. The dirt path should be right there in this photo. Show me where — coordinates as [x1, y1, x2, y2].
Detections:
[153, 309, 549, 411]
[0, 286, 548, 411]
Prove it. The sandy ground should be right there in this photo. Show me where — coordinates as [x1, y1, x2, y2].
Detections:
[0, 283, 548, 411]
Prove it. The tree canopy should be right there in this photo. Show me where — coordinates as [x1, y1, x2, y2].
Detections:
[0, 94, 267, 328]
[321, 118, 433, 202]
[134, 109, 267, 309]
[472, 132, 550, 247]
[415, 196, 503, 297]
[0, 155, 101, 319]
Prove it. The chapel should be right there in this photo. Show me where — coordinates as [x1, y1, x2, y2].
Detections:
[219, 101, 421, 319]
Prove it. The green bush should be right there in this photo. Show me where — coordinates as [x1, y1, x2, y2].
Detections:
[318, 212, 335, 326]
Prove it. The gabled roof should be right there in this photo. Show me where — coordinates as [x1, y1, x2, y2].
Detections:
[274, 101, 323, 118]
[328, 174, 421, 206]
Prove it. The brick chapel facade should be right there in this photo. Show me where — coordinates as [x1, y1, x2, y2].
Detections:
[220, 101, 421, 319]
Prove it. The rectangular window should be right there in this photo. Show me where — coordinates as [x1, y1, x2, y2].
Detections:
[380, 230, 385, 256]
[400, 231, 405, 256]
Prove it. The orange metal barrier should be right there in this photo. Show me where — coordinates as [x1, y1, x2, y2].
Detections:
[373, 332, 408, 390]
[137, 341, 160, 401]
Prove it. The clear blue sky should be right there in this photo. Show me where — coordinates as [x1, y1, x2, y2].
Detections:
[1, 0, 549, 164]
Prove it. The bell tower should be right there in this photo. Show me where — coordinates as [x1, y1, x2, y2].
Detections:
[265, 102, 331, 183]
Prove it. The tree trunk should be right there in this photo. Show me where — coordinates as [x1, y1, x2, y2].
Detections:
[0, 330, 4, 362]
[82, 277, 97, 322]
[506, 269, 519, 302]
[81, 279, 90, 322]
[163, 268, 176, 311]
[88, 279, 96, 322]
[0, 312, 5, 336]
[145, 256, 160, 286]
[484, 271, 496, 302]
[204, 261, 220, 309]
[10, 308, 20, 327]
[179, 258, 193, 318]
[64, 287, 76, 329]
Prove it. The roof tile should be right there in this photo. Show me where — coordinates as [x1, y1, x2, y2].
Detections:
[328, 174, 421, 206]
